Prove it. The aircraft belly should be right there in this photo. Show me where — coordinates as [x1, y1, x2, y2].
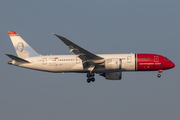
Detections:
[47, 62, 75, 72]
[20, 61, 75, 72]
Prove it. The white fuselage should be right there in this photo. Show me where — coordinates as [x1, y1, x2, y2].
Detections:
[15, 54, 135, 73]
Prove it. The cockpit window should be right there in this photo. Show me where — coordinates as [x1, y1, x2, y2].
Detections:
[165, 58, 170, 61]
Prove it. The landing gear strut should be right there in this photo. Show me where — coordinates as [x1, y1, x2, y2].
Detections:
[157, 69, 163, 78]
[86, 73, 95, 83]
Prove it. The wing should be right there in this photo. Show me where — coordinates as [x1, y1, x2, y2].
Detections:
[53, 33, 104, 61]
[53, 33, 104, 72]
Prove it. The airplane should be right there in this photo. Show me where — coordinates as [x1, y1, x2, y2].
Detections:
[6, 31, 175, 83]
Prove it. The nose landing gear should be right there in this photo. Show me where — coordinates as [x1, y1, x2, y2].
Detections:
[157, 69, 163, 78]
[87, 73, 95, 83]
[157, 74, 161, 78]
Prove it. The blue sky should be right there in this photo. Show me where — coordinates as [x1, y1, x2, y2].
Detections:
[0, 0, 180, 120]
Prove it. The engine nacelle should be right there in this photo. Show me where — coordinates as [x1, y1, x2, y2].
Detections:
[105, 58, 122, 69]
[100, 72, 122, 80]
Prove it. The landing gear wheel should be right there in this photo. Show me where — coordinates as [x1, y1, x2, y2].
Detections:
[87, 73, 91, 77]
[157, 74, 161, 78]
[91, 78, 95, 82]
[91, 72, 95, 77]
[87, 79, 91, 83]
[86, 73, 95, 83]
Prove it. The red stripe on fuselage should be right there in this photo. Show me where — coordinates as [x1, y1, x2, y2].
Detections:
[136, 54, 174, 71]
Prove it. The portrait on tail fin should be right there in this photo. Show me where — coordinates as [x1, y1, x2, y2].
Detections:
[7, 31, 40, 58]
[16, 42, 30, 58]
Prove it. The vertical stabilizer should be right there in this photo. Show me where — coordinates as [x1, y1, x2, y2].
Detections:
[8, 31, 40, 58]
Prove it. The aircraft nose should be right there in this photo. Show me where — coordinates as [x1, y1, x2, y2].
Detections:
[171, 62, 175, 68]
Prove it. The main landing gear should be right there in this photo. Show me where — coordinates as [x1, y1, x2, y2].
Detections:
[157, 69, 163, 78]
[87, 72, 95, 83]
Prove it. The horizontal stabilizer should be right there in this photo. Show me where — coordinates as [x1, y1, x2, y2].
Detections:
[6, 54, 30, 63]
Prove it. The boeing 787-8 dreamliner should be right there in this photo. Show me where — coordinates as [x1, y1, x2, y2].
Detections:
[6, 31, 175, 83]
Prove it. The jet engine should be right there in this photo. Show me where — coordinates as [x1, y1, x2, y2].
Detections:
[100, 72, 122, 80]
[105, 58, 122, 69]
